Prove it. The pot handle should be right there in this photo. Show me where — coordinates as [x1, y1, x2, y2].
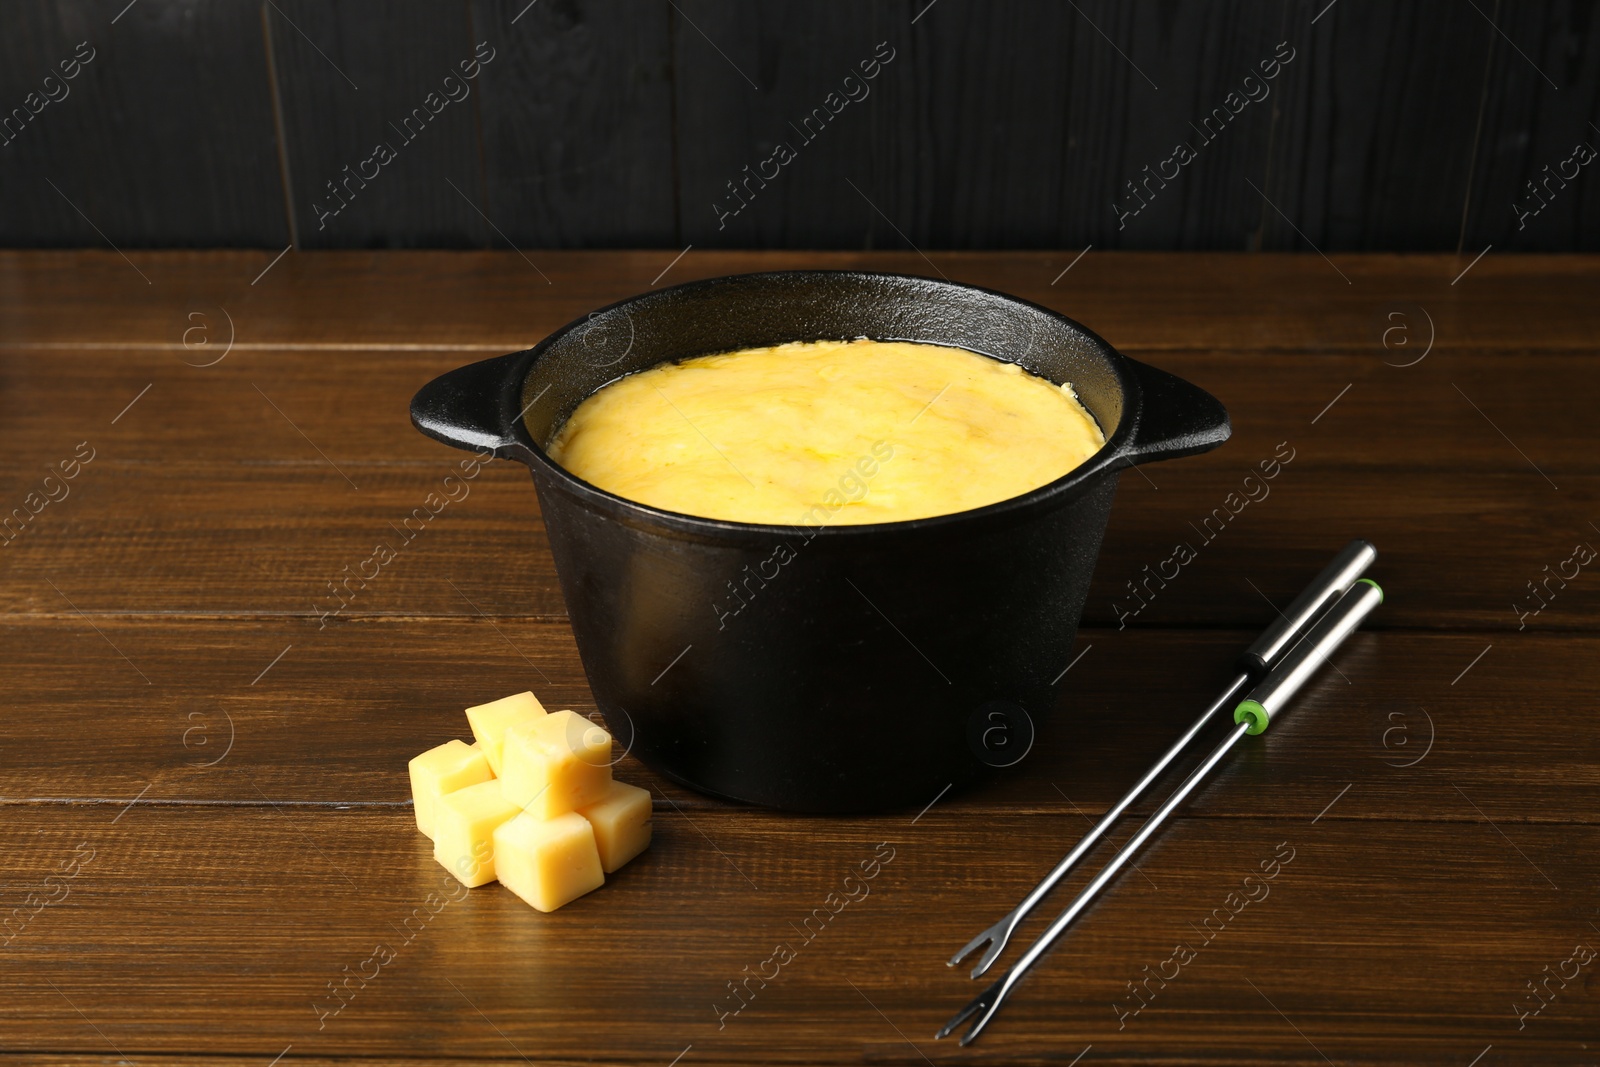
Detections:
[410, 351, 536, 462]
[1116, 357, 1231, 467]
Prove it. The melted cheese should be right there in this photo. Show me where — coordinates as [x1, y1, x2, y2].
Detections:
[545, 339, 1104, 525]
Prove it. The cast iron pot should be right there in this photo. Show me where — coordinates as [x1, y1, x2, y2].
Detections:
[411, 271, 1229, 813]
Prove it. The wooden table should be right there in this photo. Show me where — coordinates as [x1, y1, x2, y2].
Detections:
[2, 250, 1596, 1065]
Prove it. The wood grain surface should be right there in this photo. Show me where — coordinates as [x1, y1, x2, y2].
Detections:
[1, 250, 1595, 1065]
[3, 1, 1597, 252]
[0, 0, 288, 247]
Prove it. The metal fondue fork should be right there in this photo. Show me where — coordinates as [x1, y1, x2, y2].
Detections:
[949, 540, 1377, 979]
[937, 577, 1384, 1046]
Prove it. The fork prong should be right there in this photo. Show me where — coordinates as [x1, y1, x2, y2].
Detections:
[958, 1004, 1001, 1047]
[933, 990, 986, 1040]
[959, 976, 1013, 1046]
[936, 974, 1009, 1043]
[970, 932, 1010, 979]
[948, 920, 1002, 968]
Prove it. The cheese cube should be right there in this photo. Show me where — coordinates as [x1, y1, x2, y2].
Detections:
[577, 780, 653, 873]
[501, 710, 612, 818]
[408, 739, 493, 839]
[465, 691, 548, 775]
[434, 779, 522, 887]
[493, 811, 606, 912]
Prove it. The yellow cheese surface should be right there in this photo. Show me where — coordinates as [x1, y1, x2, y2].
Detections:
[545, 339, 1105, 525]
[493, 811, 606, 913]
[434, 779, 523, 887]
[465, 691, 548, 776]
[578, 780, 653, 874]
[500, 710, 613, 819]
[410, 691, 653, 910]
[408, 739, 493, 839]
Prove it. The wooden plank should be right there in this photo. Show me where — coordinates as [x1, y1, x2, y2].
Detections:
[2, 344, 1596, 476]
[1007, 0, 1285, 252]
[1088, 468, 1597, 634]
[1460, 0, 1600, 252]
[0, 461, 567, 617]
[469, 0, 678, 248]
[668, 1, 1508, 254]
[1, 617, 1595, 825]
[672, 1, 1292, 251]
[0, 615, 614, 807]
[0, 3, 1586, 256]
[0, 807, 1593, 1060]
[670, 0, 907, 249]
[2, 251, 1599, 352]
[2, 450, 1594, 629]
[0, 1, 287, 247]
[1263, 0, 1491, 252]
[265, 0, 484, 249]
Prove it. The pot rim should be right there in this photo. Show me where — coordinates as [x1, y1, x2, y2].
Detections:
[508, 269, 1150, 539]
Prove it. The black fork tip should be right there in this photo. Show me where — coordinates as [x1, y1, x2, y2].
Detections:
[934, 1002, 979, 1041]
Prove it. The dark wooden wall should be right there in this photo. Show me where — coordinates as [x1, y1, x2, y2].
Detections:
[1, 0, 1595, 251]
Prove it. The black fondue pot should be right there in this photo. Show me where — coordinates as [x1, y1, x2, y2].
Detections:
[412, 272, 1230, 813]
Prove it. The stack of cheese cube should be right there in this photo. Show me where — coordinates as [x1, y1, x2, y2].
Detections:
[408, 691, 652, 912]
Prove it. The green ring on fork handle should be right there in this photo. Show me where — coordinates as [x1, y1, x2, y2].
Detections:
[1232, 577, 1383, 737]
[1233, 699, 1270, 735]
